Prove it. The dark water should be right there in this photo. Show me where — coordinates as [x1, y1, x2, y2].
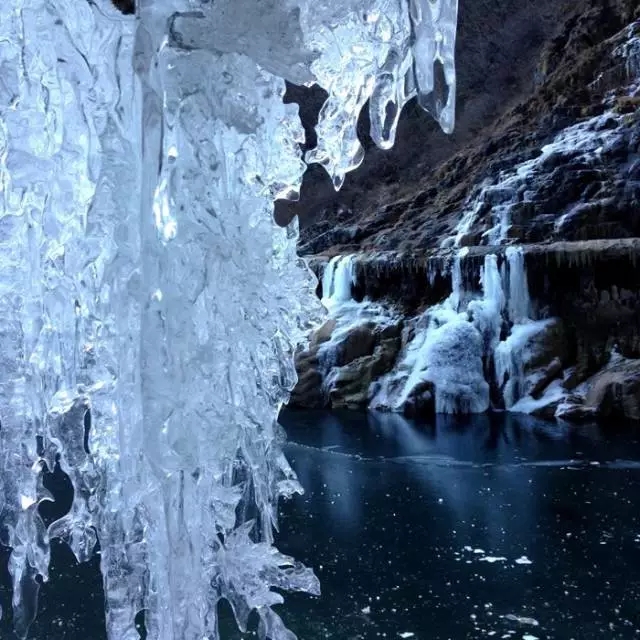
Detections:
[2, 410, 640, 639]
[272, 411, 640, 640]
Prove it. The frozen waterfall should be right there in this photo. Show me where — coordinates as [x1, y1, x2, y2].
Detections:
[0, 0, 458, 639]
[371, 247, 550, 415]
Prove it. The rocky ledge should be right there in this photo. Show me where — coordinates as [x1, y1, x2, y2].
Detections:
[288, 10, 640, 424]
[290, 242, 640, 422]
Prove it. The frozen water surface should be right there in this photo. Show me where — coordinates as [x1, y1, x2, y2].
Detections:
[276, 411, 640, 640]
[2, 411, 640, 639]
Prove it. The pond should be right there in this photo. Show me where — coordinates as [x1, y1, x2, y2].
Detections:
[2, 410, 640, 639]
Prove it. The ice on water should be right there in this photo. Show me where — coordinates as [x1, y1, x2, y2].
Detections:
[0, 0, 458, 639]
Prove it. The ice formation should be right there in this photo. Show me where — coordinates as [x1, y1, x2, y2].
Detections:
[443, 111, 628, 248]
[371, 252, 496, 414]
[494, 249, 554, 409]
[369, 247, 550, 414]
[322, 255, 358, 309]
[0, 0, 458, 638]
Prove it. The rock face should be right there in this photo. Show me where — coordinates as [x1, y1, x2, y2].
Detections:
[550, 356, 640, 422]
[327, 331, 401, 409]
[278, 0, 583, 234]
[585, 358, 640, 420]
[291, 242, 640, 420]
[290, 315, 402, 410]
[289, 319, 336, 409]
[111, 0, 135, 14]
[288, 5, 640, 422]
[495, 318, 567, 408]
[283, 1, 640, 253]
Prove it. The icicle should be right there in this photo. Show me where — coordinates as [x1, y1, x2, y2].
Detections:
[505, 246, 532, 324]
[449, 248, 467, 311]
[466, 253, 504, 354]
[481, 254, 505, 313]
[375, 248, 492, 414]
[409, 0, 459, 134]
[321, 257, 339, 302]
[321, 255, 356, 308]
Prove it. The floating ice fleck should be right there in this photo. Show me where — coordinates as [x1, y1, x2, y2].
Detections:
[479, 556, 507, 563]
[503, 615, 540, 627]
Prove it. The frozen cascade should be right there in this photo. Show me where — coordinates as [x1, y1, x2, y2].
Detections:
[494, 247, 554, 410]
[318, 255, 399, 382]
[372, 250, 494, 414]
[322, 255, 357, 308]
[372, 247, 551, 414]
[0, 0, 459, 639]
[505, 246, 532, 324]
[442, 110, 630, 248]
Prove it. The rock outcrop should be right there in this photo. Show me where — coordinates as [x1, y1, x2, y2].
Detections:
[287, 6, 640, 423]
[572, 356, 640, 421]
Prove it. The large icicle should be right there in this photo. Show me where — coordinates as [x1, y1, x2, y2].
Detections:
[0, 0, 459, 639]
[303, 0, 459, 187]
[0, 2, 142, 636]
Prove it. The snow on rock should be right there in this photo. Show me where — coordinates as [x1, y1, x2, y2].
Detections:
[442, 110, 629, 248]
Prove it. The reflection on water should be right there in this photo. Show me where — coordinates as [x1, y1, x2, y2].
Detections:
[269, 410, 640, 640]
[2, 410, 640, 639]
[281, 409, 637, 463]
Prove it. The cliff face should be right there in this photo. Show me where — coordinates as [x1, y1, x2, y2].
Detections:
[289, 0, 640, 255]
[287, 1, 640, 423]
[277, 0, 576, 234]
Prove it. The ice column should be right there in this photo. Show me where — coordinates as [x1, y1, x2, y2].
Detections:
[0, 1, 142, 636]
[505, 247, 532, 324]
[494, 247, 541, 409]
[321, 256, 356, 308]
[0, 0, 459, 639]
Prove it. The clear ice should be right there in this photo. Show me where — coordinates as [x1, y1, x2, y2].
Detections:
[0, 0, 458, 639]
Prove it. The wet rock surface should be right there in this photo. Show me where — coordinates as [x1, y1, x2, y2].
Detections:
[585, 357, 640, 420]
[291, 317, 402, 410]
